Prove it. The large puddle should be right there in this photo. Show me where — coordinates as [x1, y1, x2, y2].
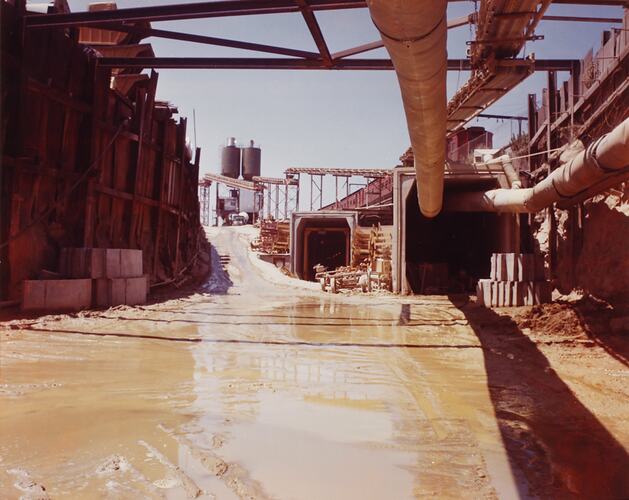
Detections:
[2, 227, 627, 498]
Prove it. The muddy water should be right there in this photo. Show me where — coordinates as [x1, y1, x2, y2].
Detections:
[1, 227, 627, 499]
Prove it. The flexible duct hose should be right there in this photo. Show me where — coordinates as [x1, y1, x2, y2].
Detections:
[446, 118, 629, 213]
[367, 0, 448, 218]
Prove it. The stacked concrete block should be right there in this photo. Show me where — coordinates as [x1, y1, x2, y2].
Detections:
[477, 253, 552, 307]
[83, 249, 146, 307]
[22, 279, 92, 311]
[59, 248, 142, 279]
[22, 248, 148, 312]
[94, 275, 148, 307]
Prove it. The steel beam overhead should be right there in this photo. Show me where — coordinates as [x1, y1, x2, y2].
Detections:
[542, 15, 624, 23]
[285, 167, 392, 177]
[331, 40, 384, 60]
[97, 57, 578, 72]
[100, 24, 320, 59]
[25, 0, 627, 29]
[295, 0, 333, 66]
[25, 0, 367, 28]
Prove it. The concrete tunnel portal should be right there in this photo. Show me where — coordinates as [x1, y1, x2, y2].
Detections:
[405, 181, 500, 293]
[395, 170, 531, 295]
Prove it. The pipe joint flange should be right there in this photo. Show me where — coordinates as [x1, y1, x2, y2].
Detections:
[585, 134, 616, 174]
[551, 178, 572, 199]
[371, 14, 446, 46]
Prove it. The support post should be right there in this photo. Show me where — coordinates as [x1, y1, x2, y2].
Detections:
[283, 183, 288, 220]
[527, 93, 537, 171]
[153, 120, 168, 276]
[174, 117, 187, 274]
[546, 70, 557, 162]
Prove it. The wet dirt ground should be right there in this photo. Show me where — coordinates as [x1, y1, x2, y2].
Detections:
[1, 226, 628, 499]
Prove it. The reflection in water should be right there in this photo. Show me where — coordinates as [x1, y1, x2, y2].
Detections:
[2, 228, 627, 499]
[188, 298, 420, 500]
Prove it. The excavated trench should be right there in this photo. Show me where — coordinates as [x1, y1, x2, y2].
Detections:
[1, 227, 628, 499]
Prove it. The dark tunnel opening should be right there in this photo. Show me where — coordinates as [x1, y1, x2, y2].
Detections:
[305, 229, 349, 281]
[405, 182, 500, 294]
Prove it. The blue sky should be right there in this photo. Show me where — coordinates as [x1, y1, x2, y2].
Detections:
[63, 1, 624, 203]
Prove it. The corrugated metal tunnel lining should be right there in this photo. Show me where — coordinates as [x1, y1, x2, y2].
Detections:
[367, 0, 448, 218]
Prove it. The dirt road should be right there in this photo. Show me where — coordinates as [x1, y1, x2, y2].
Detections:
[1, 227, 628, 499]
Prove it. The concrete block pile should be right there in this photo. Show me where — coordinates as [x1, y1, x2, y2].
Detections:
[476, 253, 552, 307]
[22, 248, 148, 311]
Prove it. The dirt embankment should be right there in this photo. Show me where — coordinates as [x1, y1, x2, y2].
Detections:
[533, 186, 629, 306]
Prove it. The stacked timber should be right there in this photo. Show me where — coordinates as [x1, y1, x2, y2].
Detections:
[22, 248, 148, 311]
[319, 224, 393, 294]
[252, 219, 290, 254]
[369, 224, 392, 267]
[351, 228, 371, 266]
[477, 253, 551, 307]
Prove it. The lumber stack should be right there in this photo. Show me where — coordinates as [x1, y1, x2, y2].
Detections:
[319, 224, 393, 294]
[252, 219, 290, 254]
[477, 253, 551, 307]
[369, 224, 392, 266]
[351, 228, 371, 266]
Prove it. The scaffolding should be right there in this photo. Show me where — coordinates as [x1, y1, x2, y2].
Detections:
[252, 176, 300, 220]
[284, 167, 393, 211]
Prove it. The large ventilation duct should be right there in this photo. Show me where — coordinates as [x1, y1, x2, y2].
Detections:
[367, 0, 448, 218]
[447, 118, 629, 213]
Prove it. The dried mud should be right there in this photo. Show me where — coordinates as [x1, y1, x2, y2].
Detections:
[1, 226, 628, 499]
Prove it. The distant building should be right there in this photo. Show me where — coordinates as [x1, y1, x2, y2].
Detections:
[447, 126, 493, 163]
[400, 126, 494, 166]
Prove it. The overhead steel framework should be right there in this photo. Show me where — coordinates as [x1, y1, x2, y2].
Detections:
[285, 167, 392, 177]
[25, 0, 623, 73]
[24, 0, 622, 137]
[24, 0, 627, 29]
[199, 172, 261, 191]
[96, 56, 580, 71]
[283, 167, 393, 211]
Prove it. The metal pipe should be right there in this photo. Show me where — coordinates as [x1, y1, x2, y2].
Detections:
[495, 155, 522, 189]
[367, 0, 448, 218]
[447, 118, 629, 213]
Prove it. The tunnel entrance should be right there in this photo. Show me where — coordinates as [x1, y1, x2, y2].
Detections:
[304, 228, 349, 281]
[292, 215, 353, 281]
[405, 182, 500, 293]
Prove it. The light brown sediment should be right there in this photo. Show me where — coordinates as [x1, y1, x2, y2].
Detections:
[1, 226, 628, 499]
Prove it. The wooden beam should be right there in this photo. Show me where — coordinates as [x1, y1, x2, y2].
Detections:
[174, 117, 187, 273]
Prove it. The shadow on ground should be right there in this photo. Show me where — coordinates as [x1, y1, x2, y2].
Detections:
[450, 295, 629, 499]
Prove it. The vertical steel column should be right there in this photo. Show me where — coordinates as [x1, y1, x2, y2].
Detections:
[215, 181, 220, 225]
[267, 182, 272, 219]
[274, 184, 279, 219]
[569, 61, 580, 139]
[547, 70, 557, 161]
[528, 93, 538, 172]
[309, 174, 314, 211]
[318, 175, 323, 209]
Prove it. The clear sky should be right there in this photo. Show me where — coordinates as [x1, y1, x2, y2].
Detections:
[61, 1, 624, 205]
